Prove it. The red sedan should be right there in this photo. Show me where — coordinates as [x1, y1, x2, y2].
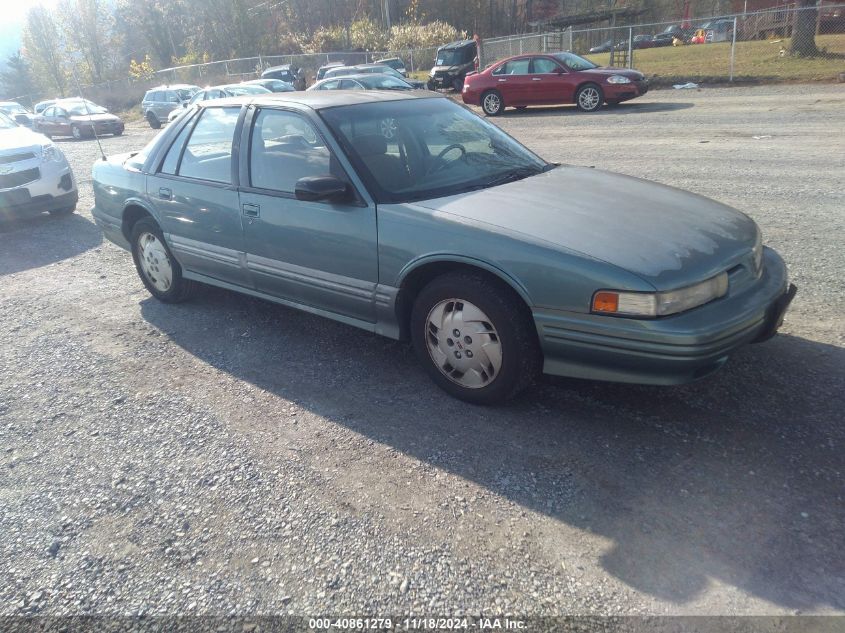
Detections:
[462, 52, 648, 115]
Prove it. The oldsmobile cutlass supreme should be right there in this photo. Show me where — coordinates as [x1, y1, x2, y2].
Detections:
[91, 91, 795, 404]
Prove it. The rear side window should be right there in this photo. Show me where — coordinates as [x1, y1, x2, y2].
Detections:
[493, 59, 530, 75]
[178, 107, 239, 184]
[160, 116, 195, 174]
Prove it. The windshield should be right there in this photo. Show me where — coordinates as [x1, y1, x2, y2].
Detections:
[0, 103, 27, 115]
[225, 85, 271, 95]
[358, 75, 412, 90]
[320, 98, 548, 204]
[175, 89, 194, 101]
[435, 49, 469, 66]
[0, 112, 18, 128]
[66, 102, 107, 115]
[553, 52, 599, 71]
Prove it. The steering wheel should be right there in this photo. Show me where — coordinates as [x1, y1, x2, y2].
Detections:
[428, 143, 466, 174]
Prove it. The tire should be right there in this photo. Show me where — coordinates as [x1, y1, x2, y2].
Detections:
[575, 83, 604, 112]
[481, 89, 504, 116]
[71, 124, 84, 140]
[146, 112, 161, 130]
[130, 216, 197, 303]
[410, 270, 541, 405]
[48, 206, 75, 216]
[114, 129, 124, 136]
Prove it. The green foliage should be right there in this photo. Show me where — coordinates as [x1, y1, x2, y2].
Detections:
[0, 52, 36, 99]
[128, 55, 155, 81]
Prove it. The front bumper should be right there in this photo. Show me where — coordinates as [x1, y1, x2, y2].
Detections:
[0, 160, 78, 217]
[605, 79, 649, 102]
[534, 247, 794, 385]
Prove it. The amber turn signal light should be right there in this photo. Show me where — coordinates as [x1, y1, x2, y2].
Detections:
[592, 291, 619, 313]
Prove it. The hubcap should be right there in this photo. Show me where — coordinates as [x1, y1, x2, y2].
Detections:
[380, 117, 398, 140]
[137, 232, 173, 293]
[72, 127, 81, 139]
[483, 93, 501, 114]
[579, 87, 600, 110]
[425, 299, 502, 389]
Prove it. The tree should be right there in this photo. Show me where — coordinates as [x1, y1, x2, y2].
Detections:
[57, 0, 117, 84]
[0, 52, 36, 100]
[22, 6, 67, 96]
[789, 0, 819, 57]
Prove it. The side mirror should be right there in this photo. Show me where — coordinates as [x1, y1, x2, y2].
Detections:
[295, 176, 350, 203]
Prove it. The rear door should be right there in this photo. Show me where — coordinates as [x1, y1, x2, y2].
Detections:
[237, 107, 378, 323]
[147, 106, 250, 286]
[490, 58, 532, 106]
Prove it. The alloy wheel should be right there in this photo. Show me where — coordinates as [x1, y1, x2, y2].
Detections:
[483, 92, 501, 115]
[578, 86, 601, 111]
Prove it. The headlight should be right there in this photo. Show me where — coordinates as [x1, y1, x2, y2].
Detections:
[592, 272, 729, 317]
[41, 144, 63, 163]
[607, 75, 632, 84]
[752, 229, 763, 277]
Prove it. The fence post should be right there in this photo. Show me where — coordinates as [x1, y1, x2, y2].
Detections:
[410, 49, 414, 73]
[568, 28, 573, 52]
[730, 16, 737, 81]
[628, 27, 633, 68]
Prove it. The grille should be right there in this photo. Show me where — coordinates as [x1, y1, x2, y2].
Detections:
[0, 152, 36, 165]
[0, 167, 40, 189]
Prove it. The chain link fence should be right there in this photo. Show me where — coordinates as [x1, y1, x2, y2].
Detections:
[10, 4, 844, 113]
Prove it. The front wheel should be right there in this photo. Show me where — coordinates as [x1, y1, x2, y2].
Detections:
[130, 217, 197, 303]
[146, 112, 161, 130]
[71, 125, 83, 140]
[411, 271, 541, 404]
[481, 89, 504, 116]
[575, 83, 604, 112]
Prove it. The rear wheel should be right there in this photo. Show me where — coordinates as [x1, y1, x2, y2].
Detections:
[481, 90, 504, 116]
[130, 217, 196, 303]
[146, 112, 161, 130]
[71, 124, 83, 140]
[575, 83, 604, 112]
[410, 271, 541, 404]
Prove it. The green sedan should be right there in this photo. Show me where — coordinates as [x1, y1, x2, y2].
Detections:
[91, 91, 795, 404]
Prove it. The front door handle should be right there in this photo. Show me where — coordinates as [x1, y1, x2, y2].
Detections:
[532, 77, 542, 81]
[158, 187, 172, 200]
[242, 203, 260, 218]
[497, 78, 507, 82]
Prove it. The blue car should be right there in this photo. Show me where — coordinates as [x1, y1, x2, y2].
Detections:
[91, 91, 795, 404]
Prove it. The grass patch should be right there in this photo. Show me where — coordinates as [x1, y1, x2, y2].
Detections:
[584, 33, 845, 84]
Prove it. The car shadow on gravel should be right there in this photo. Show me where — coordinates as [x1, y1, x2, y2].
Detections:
[141, 289, 844, 612]
[0, 212, 102, 275]
[506, 102, 695, 117]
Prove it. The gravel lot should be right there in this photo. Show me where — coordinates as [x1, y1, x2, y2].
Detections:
[1, 84, 843, 618]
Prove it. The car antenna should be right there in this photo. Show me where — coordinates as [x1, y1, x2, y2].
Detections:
[70, 65, 107, 161]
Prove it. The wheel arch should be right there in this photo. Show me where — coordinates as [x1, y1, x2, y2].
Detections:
[394, 256, 533, 341]
[121, 200, 160, 243]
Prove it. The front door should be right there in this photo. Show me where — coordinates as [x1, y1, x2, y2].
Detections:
[147, 106, 249, 286]
[238, 107, 378, 324]
[491, 57, 533, 106]
[528, 56, 574, 104]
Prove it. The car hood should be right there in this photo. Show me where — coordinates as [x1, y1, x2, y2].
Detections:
[70, 113, 120, 123]
[415, 166, 757, 289]
[430, 65, 466, 74]
[0, 126, 49, 151]
[582, 67, 645, 80]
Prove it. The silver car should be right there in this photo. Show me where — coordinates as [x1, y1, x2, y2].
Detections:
[141, 84, 200, 129]
[0, 112, 77, 218]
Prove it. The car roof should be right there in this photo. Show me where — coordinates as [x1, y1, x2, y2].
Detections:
[205, 90, 442, 111]
[438, 39, 475, 50]
[148, 84, 198, 91]
[319, 61, 345, 68]
[264, 64, 292, 71]
[0, 101, 22, 106]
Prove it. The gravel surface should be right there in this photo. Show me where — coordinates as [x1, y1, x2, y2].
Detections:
[1, 84, 843, 618]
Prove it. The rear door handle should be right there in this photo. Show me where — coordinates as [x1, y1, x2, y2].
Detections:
[158, 187, 171, 200]
[532, 77, 542, 81]
[497, 78, 507, 82]
[242, 203, 260, 218]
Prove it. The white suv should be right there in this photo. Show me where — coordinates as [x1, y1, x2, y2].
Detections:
[0, 112, 77, 218]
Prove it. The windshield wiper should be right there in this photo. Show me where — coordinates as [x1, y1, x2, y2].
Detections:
[481, 166, 544, 188]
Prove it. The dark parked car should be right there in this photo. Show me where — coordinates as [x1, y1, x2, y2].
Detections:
[428, 39, 477, 91]
[463, 52, 648, 115]
[633, 34, 656, 49]
[0, 101, 35, 127]
[34, 99, 124, 139]
[261, 64, 306, 90]
[91, 91, 794, 404]
[374, 57, 408, 77]
[315, 61, 346, 82]
[588, 39, 621, 54]
[324, 64, 427, 89]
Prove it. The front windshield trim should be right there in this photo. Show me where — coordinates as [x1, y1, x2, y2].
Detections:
[318, 99, 549, 205]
